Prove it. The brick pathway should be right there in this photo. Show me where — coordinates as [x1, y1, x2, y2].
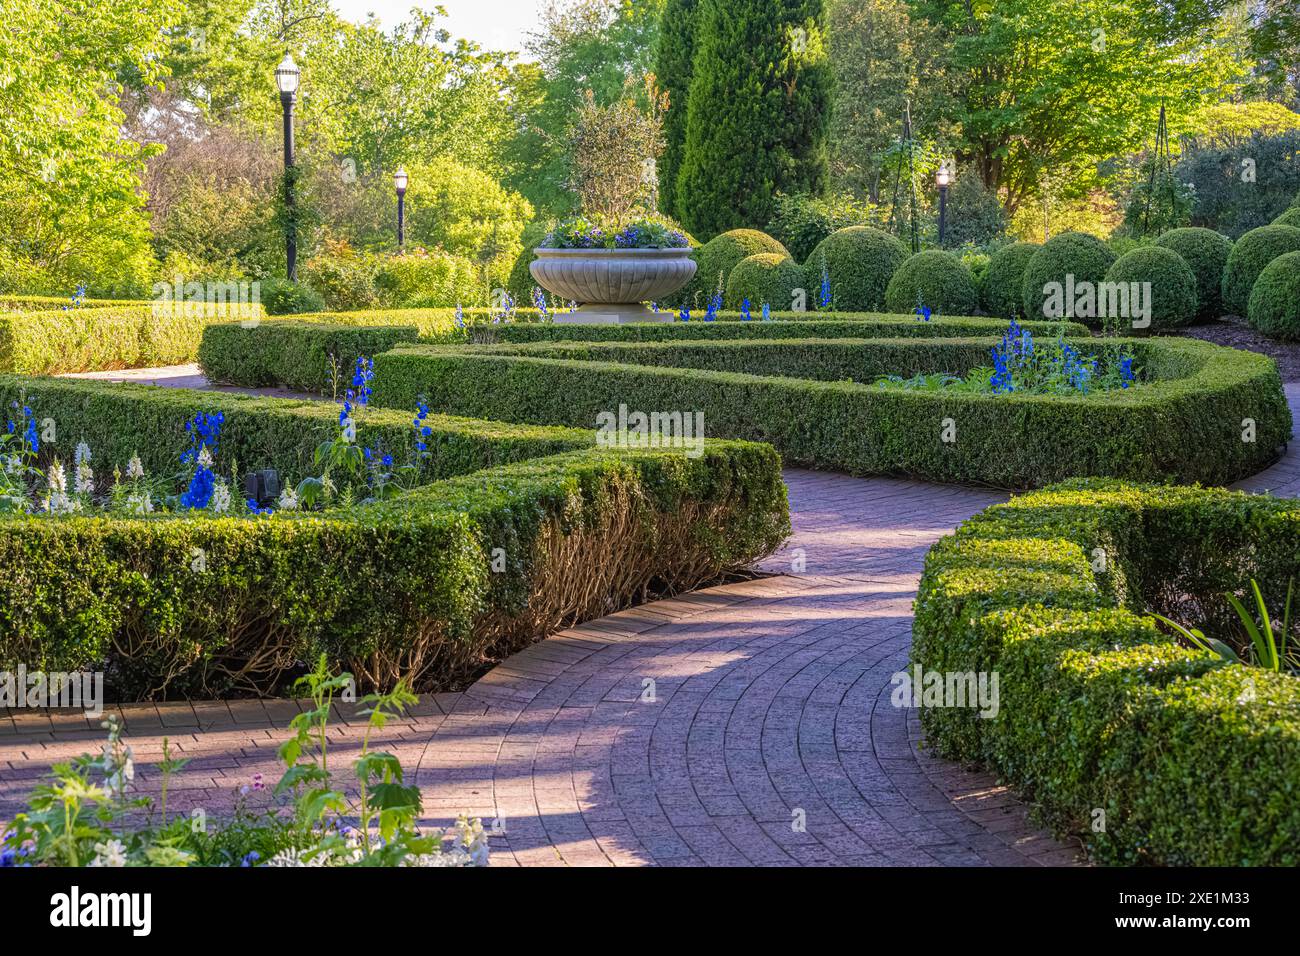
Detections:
[5, 372, 1297, 865]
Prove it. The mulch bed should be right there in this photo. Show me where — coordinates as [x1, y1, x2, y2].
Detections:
[1178, 315, 1300, 383]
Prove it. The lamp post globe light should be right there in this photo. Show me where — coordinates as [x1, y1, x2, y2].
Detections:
[275, 53, 301, 281]
[935, 160, 952, 249]
[394, 167, 408, 254]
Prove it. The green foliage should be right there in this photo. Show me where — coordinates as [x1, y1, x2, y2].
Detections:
[1178, 131, 1300, 238]
[1273, 206, 1300, 229]
[200, 322, 422, 395]
[1153, 227, 1234, 321]
[373, 250, 482, 308]
[653, 0, 701, 220]
[260, 279, 325, 317]
[979, 241, 1039, 320]
[680, 229, 790, 307]
[0, 376, 787, 697]
[913, 480, 1300, 864]
[0, 303, 265, 375]
[676, 0, 832, 237]
[724, 254, 805, 310]
[369, 334, 1290, 488]
[1247, 251, 1300, 341]
[941, 172, 1009, 249]
[765, 192, 880, 262]
[1021, 231, 1118, 326]
[402, 158, 534, 288]
[804, 226, 908, 311]
[506, 221, 555, 303]
[883, 250, 977, 316]
[1102, 246, 1199, 330]
[1221, 224, 1300, 316]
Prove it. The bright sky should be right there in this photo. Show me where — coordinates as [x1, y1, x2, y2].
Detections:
[332, 0, 544, 54]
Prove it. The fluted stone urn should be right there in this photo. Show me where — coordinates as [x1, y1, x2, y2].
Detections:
[530, 247, 696, 323]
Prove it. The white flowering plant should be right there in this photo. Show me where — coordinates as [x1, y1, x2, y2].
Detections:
[0, 657, 489, 868]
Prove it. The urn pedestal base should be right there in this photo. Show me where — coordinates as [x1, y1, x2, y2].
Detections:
[553, 303, 671, 324]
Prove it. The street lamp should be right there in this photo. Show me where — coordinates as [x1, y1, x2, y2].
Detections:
[275, 53, 301, 281]
[936, 160, 953, 248]
[394, 167, 408, 254]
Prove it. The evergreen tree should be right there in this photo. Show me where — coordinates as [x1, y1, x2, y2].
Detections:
[652, 0, 700, 220]
[675, 0, 831, 238]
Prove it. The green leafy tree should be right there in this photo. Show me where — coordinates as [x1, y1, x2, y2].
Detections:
[676, 0, 832, 238]
[652, 0, 700, 219]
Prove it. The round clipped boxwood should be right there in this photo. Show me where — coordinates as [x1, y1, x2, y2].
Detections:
[1153, 228, 1233, 321]
[1221, 224, 1300, 317]
[688, 229, 789, 303]
[1273, 206, 1300, 229]
[1021, 231, 1118, 326]
[883, 250, 978, 316]
[1247, 251, 1300, 340]
[724, 253, 804, 310]
[980, 242, 1039, 319]
[804, 226, 909, 312]
[1102, 246, 1199, 331]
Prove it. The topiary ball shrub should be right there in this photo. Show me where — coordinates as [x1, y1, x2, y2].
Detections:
[1102, 247, 1199, 331]
[1153, 227, 1233, 321]
[724, 253, 804, 310]
[1021, 232, 1117, 326]
[260, 278, 324, 316]
[1221, 224, 1300, 317]
[686, 228, 789, 305]
[803, 226, 909, 312]
[979, 242, 1039, 319]
[1247, 251, 1300, 341]
[1273, 207, 1300, 229]
[883, 250, 978, 316]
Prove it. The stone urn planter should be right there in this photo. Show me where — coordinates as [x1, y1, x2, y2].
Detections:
[530, 247, 696, 323]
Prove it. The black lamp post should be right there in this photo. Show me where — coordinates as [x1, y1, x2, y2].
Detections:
[936, 161, 952, 248]
[275, 53, 301, 281]
[394, 167, 408, 253]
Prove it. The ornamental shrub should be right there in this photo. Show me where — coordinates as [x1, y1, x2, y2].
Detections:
[765, 191, 879, 263]
[653, 0, 701, 222]
[803, 226, 908, 312]
[1102, 246, 1199, 331]
[1220, 224, 1300, 316]
[259, 278, 324, 316]
[1153, 227, 1233, 320]
[1020, 231, 1118, 326]
[675, 0, 831, 237]
[1247, 251, 1300, 340]
[1273, 206, 1300, 228]
[724, 253, 804, 310]
[883, 250, 978, 316]
[681, 229, 790, 307]
[979, 242, 1039, 319]
[373, 249, 480, 308]
[300, 245, 382, 312]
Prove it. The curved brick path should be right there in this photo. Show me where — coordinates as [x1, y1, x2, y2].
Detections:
[5, 373, 1297, 864]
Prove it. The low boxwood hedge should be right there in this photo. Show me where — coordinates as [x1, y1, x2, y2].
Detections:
[0, 295, 146, 312]
[199, 321, 422, 394]
[0, 377, 789, 699]
[1153, 227, 1233, 321]
[1221, 224, 1300, 317]
[368, 335, 1290, 488]
[913, 480, 1300, 865]
[0, 302, 266, 375]
[884, 250, 979, 316]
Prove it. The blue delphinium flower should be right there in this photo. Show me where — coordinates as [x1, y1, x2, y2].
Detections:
[454, 303, 465, 329]
[352, 357, 374, 406]
[761, 302, 771, 322]
[240, 851, 261, 867]
[1119, 354, 1135, 388]
[818, 263, 832, 310]
[741, 298, 751, 321]
[179, 464, 215, 509]
[705, 289, 721, 322]
[531, 286, 549, 319]
[412, 401, 431, 453]
[915, 296, 932, 322]
[180, 411, 224, 465]
[679, 306, 690, 322]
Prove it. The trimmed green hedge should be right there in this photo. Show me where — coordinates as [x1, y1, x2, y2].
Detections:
[914, 480, 1300, 865]
[199, 321, 422, 394]
[979, 241, 1038, 320]
[0, 302, 266, 375]
[0, 295, 146, 312]
[1247, 251, 1300, 341]
[884, 250, 978, 316]
[369, 335, 1290, 488]
[681, 228, 789, 306]
[1221, 224, 1300, 317]
[1102, 246, 1199, 331]
[1273, 206, 1300, 229]
[1021, 231, 1118, 325]
[0, 377, 789, 699]
[1153, 227, 1233, 321]
[804, 226, 909, 312]
[724, 253, 804, 310]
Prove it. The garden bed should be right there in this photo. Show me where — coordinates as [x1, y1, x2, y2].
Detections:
[913, 480, 1300, 865]
[0, 376, 788, 699]
[368, 335, 1291, 488]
